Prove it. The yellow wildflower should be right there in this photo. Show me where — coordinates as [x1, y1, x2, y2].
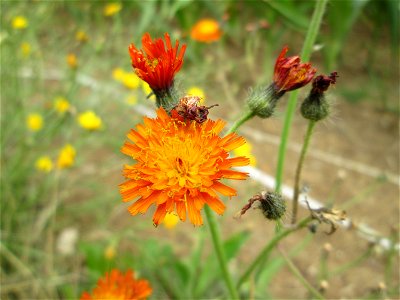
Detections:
[103, 3, 122, 17]
[233, 143, 257, 166]
[20, 42, 31, 57]
[162, 213, 179, 229]
[104, 245, 116, 260]
[75, 30, 88, 43]
[142, 82, 155, 101]
[125, 95, 138, 106]
[122, 73, 140, 89]
[112, 68, 125, 81]
[57, 144, 76, 169]
[78, 111, 102, 131]
[26, 113, 43, 132]
[35, 156, 53, 173]
[12, 16, 28, 29]
[54, 97, 70, 114]
[187, 86, 205, 104]
[66, 53, 78, 69]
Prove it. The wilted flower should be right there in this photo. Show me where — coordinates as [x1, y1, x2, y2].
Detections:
[273, 46, 316, 93]
[191, 18, 223, 43]
[12, 16, 28, 29]
[120, 107, 249, 226]
[103, 3, 122, 17]
[78, 111, 102, 131]
[57, 144, 76, 169]
[247, 46, 316, 119]
[80, 269, 152, 300]
[129, 33, 186, 107]
[54, 97, 70, 114]
[301, 72, 338, 121]
[66, 53, 78, 69]
[26, 113, 43, 132]
[35, 156, 53, 173]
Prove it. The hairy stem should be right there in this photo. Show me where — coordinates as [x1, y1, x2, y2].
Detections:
[292, 120, 316, 224]
[204, 206, 240, 299]
[226, 110, 255, 135]
[275, 0, 328, 192]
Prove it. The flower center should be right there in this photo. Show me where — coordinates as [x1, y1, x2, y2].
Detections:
[145, 58, 158, 70]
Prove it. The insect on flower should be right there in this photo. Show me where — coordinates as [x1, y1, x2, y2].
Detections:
[171, 95, 218, 123]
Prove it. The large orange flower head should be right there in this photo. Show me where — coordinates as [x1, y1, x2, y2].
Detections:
[273, 46, 316, 93]
[129, 33, 186, 95]
[120, 107, 249, 226]
[80, 269, 152, 300]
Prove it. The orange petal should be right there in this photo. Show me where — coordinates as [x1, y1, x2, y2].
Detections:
[128, 196, 156, 215]
[212, 181, 237, 196]
[187, 198, 203, 226]
[153, 203, 167, 226]
[176, 201, 186, 221]
[218, 170, 248, 180]
[202, 193, 225, 215]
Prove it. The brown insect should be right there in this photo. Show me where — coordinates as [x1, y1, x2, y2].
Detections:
[171, 96, 218, 123]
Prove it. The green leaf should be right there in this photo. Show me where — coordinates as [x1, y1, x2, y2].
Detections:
[224, 230, 251, 261]
[263, 0, 310, 31]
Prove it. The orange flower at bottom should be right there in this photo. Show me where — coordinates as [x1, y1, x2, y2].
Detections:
[80, 269, 152, 300]
[120, 108, 249, 226]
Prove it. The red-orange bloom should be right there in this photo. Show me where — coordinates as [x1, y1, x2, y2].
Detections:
[128, 33, 186, 92]
[80, 269, 152, 300]
[190, 18, 223, 43]
[120, 107, 249, 226]
[273, 46, 316, 92]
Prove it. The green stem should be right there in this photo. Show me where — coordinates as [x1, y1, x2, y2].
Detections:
[226, 110, 255, 135]
[237, 216, 312, 288]
[291, 120, 316, 224]
[274, 0, 328, 193]
[278, 248, 325, 300]
[204, 206, 240, 299]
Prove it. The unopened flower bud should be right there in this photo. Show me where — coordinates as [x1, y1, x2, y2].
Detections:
[301, 72, 338, 121]
[259, 191, 286, 220]
[247, 85, 283, 119]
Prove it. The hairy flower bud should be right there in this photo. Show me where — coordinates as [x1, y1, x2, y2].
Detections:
[239, 191, 286, 221]
[301, 72, 338, 121]
[247, 85, 284, 118]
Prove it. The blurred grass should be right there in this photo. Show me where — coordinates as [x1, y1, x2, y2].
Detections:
[1, 1, 399, 299]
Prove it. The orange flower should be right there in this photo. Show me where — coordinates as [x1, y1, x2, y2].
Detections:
[120, 107, 249, 226]
[191, 18, 223, 43]
[80, 269, 152, 300]
[128, 33, 186, 93]
[273, 46, 316, 92]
